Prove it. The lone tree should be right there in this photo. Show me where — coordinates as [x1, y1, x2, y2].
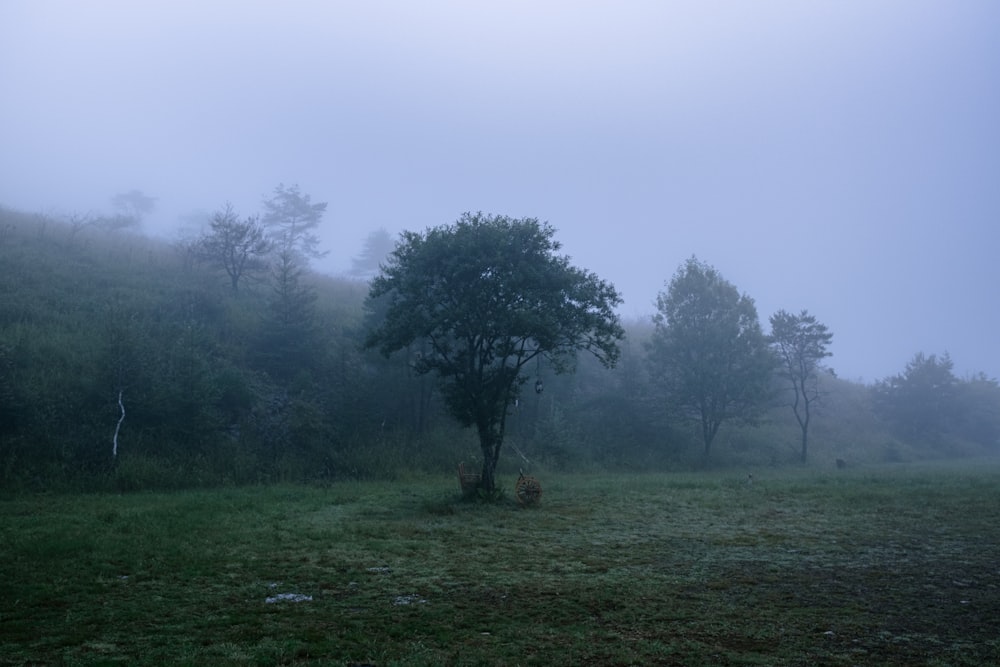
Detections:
[198, 203, 271, 294]
[648, 257, 773, 459]
[365, 212, 624, 493]
[769, 309, 833, 462]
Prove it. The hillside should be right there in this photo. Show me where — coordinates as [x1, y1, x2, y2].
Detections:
[1, 207, 996, 491]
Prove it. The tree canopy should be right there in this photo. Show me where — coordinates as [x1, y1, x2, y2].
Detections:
[111, 189, 157, 221]
[257, 185, 327, 379]
[769, 309, 833, 462]
[364, 212, 624, 491]
[261, 183, 327, 260]
[198, 203, 270, 294]
[873, 352, 959, 442]
[648, 257, 773, 458]
[350, 227, 395, 280]
[3, 206, 999, 492]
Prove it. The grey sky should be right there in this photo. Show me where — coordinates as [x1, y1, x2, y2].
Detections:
[2, 1, 998, 383]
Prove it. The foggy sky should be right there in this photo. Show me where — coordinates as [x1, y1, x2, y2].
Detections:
[2, 1, 998, 383]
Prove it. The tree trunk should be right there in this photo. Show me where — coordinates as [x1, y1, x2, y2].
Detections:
[476, 390, 513, 497]
[477, 424, 498, 493]
[479, 451, 496, 493]
[701, 412, 719, 459]
[797, 394, 811, 463]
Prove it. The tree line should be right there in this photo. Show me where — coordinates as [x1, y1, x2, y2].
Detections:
[0, 200, 997, 492]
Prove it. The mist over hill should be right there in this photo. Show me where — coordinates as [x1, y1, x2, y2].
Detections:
[1, 206, 997, 491]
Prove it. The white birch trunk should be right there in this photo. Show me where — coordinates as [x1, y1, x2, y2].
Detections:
[112, 391, 125, 458]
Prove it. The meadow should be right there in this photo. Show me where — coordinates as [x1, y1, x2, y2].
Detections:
[2, 462, 999, 666]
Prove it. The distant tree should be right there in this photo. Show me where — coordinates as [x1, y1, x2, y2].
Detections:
[648, 257, 773, 459]
[365, 212, 624, 493]
[873, 352, 958, 442]
[258, 184, 327, 378]
[954, 373, 1000, 449]
[350, 227, 395, 280]
[105, 189, 157, 232]
[198, 203, 271, 294]
[769, 309, 833, 462]
[260, 183, 328, 260]
[64, 211, 97, 240]
[256, 247, 320, 380]
[112, 189, 157, 220]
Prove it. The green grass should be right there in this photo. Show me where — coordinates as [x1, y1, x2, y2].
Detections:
[2, 462, 999, 666]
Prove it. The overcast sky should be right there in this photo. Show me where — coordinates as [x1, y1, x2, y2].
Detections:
[2, 1, 998, 383]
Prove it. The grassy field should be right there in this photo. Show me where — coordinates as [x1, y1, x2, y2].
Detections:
[2, 462, 999, 666]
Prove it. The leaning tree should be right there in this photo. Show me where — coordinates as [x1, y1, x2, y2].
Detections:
[364, 212, 624, 492]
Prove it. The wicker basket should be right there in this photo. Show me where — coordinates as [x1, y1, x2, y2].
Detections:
[457, 462, 481, 495]
[515, 473, 542, 506]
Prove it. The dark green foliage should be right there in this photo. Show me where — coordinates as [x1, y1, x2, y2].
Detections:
[255, 250, 320, 381]
[365, 212, 625, 492]
[0, 208, 352, 488]
[874, 352, 1000, 453]
[1, 205, 997, 490]
[0, 340, 20, 437]
[255, 185, 327, 385]
[648, 257, 775, 458]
